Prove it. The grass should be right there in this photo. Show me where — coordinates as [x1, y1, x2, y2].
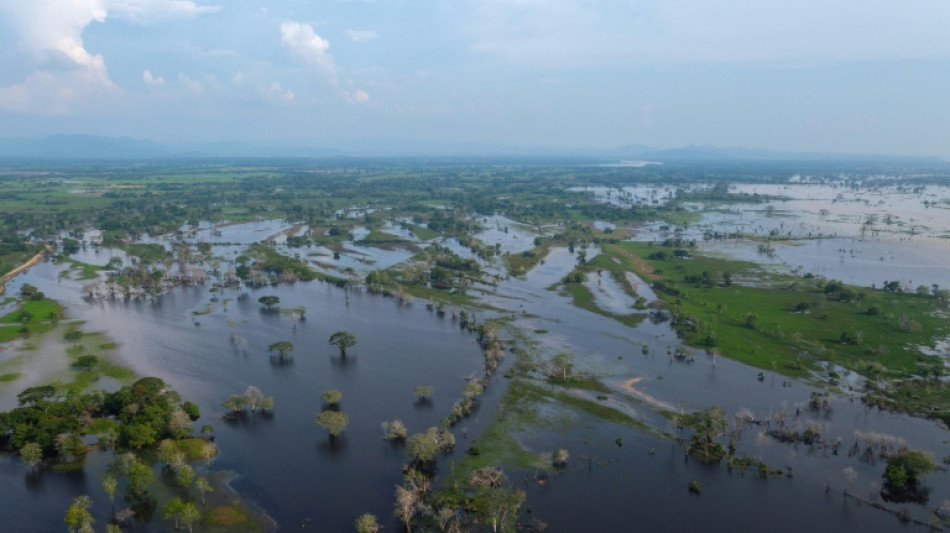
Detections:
[177, 437, 214, 460]
[67, 370, 101, 392]
[562, 281, 647, 329]
[205, 502, 259, 531]
[403, 284, 481, 308]
[0, 326, 24, 342]
[100, 362, 134, 380]
[502, 242, 551, 277]
[56, 258, 104, 280]
[545, 387, 648, 430]
[124, 243, 168, 263]
[409, 224, 440, 240]
[603, 241, 950, 380]
[0, 322, 56, 341]
[547, 376, 612, 394]
[0, 372, 21, 382]
[358, 229, 406, 244]
[0, 242, 44, 277]
[0, 298, 64, 324]
[444, 380, 546, 485]
[247, 244, 344, 284]
[63, 329, 133, 388]
[445, 373, 652, 486]
[85, 417, 116, 435]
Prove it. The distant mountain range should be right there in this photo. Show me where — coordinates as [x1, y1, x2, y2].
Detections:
[0, 134, 943, 163]
[0, 135, 345, 160]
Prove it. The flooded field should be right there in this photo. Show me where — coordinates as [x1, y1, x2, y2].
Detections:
[3, 173, 950, 532]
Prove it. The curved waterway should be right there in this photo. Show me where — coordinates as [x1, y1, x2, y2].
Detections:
[2, 238, 949, 531]
[0, 260, 497, 531]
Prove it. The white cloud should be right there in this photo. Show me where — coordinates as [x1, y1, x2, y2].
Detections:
[0, 69, 115, 114]
[143, 69, 166, 86]
[178, 73, 203, 93]
[267, 82, 296, 103]
[280, 20, 369, 104]
[343, 88, 369, 104]
[346, 30, 378, 43]
[108, 0, 219, 23]
[280, 21, 338, 82]
[0, 0, 217, 113]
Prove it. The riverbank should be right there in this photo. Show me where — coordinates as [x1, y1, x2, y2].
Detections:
[0, 245, 51, 296]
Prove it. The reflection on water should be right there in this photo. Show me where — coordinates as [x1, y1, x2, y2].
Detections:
[0, 263, 493, 532]
[577, 182, 950, 288]
[4, 180, 950, 531]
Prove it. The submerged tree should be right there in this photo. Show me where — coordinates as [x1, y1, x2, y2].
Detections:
[382, 420, 409, 441]
[223, 386, 273, 414]
[103, 476, 117, 513]
[882, 449, 935, 503]
[163, 497, 186, 530]
[17, 385, 56, 406]
[405, 427, 454, 467]
[195, 477, 213, 506]
[315, 410, 349, 437]
[394, 485, 419, 533]
[258, 295, 280, 311]
[127, 457, 155, 498]
[19, 442, 43, 472]
[180, 501, 201, 533]
[549, 352, 575, 382]
[64, 495, 94, 533]
[355, 513, 382, 533]
[677, 406, 728, 462]
[321, 389, 343, 407]
[413, 385, 435, 400]
[268, 341, 295, 361]
[329, 331, 357, 357]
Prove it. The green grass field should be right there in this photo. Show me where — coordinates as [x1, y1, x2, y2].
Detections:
[599, 242, 950, 379]
[0, 298, 63, 324]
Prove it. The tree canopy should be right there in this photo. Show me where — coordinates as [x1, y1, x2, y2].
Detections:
[315, 410, 349, 437]
[329, 331, 357, 356]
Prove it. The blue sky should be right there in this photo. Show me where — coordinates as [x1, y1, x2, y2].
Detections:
[0, 0, 948, 156]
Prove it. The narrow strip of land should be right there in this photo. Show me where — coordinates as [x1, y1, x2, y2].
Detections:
[0, 245, 51, 296]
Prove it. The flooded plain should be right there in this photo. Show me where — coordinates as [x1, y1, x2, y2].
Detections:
[2, 178, 950, 531]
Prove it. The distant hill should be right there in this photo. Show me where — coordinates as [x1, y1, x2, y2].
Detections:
[0, 135, 942, 163]
[0, 135, 344, 159]
[0, 135, 170, 159]
[613, 144, 943, 163]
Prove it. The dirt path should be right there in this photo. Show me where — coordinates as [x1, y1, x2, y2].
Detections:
[609, 245, 662, 281]
[0, 245, 52, 296]
[620, 377, 677, 412]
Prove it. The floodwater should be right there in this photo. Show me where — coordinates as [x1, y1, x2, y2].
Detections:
[4, 188, 950, 531]
[474, 214, 541, 254]
[480, 239, 950, 529]
[0, 262, 497, 532]
[577, 182, 950, 289]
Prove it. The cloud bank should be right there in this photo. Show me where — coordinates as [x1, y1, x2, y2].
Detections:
[0, 0, 217, 112]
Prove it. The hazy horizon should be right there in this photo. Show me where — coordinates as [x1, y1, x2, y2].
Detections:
[1, 1, 948, 157]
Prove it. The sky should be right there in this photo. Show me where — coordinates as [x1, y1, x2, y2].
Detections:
[0, 0, 948, 156]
